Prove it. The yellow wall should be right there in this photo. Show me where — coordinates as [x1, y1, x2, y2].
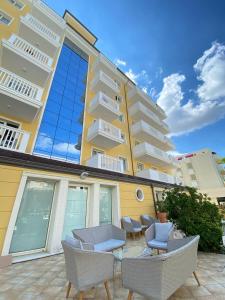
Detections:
[0, 0, 63, 154]
[0, 163, 156, 252]
[81, 55, 134, 175]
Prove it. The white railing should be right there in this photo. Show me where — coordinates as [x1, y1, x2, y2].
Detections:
[90, 91, 120, 113]
[133, 142, 177, 166]
[0, 125, 30, 152]
[0, 67, 43, 101]
[88, 119, 123, 141]
[128, 86, 166, 119]
[137, 168, 176, 184]
[6, 35, 53, 68]
[21, 14, 60, 44]
[87, 154, 123, 172]
[129, 102, 169, 133]
[33, 0, 66, 28]
[91, 71, 120, 94]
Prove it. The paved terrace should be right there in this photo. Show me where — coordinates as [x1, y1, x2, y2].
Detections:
[0, 237, 225, 300]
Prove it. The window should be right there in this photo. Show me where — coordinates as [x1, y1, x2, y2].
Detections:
[137, 162, 144, 172]
[119, 157, 127, 172]
[115, 95, 122, 103]
[7, 0, 24, 9]
[0, 10, 12, 25]
[136, 188, 144, 202]
[118, 114, 124, 122]
[121, 133, 126, 143]
[92, 148, 104, 156]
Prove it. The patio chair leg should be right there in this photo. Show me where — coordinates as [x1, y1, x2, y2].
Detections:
[66, 282, 71, 298]
[157, 249, 159, 255]
[104, 280, 111, 300]
[193, 271, 201, 286]
[127, 290, 133, 300]
[78, 291, 84, 300]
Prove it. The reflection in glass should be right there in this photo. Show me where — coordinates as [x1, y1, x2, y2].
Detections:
[99, 186, 113, 225]
[34, 43, 88, 163]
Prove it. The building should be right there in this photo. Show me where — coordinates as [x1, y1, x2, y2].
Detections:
[0, 0, 178, 262]
[176, 149, 225, 203]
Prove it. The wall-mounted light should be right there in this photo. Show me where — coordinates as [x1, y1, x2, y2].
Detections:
[80, 171, 89, 180]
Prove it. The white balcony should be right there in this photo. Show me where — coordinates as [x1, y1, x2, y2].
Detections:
[92, 54, 121, 82]
[129, 102, 169, 134]
[32, 0, 66, 36]
[87, 119, 124, 149]
[0, 67, 43, 122]
[87, 154, 123, 173]
[91, 71, 120, 98]
[89, 91, 120, 122]
[128, 85, 166, 120]
[136, 168, 177, 184]
[131, 120, 174, 151]
[133, 142, 177, 169]
[20, 14, 60, 57]
[0, 125, 30, 153]
[1, 34, 53, 86]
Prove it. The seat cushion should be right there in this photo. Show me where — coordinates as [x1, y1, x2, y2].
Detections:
[148, 239, 167, 250]
[123, 216, 131, 223]
[133, 227, 142, 232]
[155, 223, 173, 242]
[94, 239, 125, 252]
[65, 235, 82, 249]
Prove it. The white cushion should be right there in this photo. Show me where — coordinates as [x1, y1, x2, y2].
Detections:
[155, 223, 173, 242]
[65, 235, 82, 249]
[148, 239, 167, 250]
[123, 216, 131, 223]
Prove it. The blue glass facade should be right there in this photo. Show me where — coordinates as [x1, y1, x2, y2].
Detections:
[34, 44, 88, 163]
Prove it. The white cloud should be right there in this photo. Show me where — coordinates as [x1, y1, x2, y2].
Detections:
[36, 134, 52, 149]
[53, 142, 80, 155]
[157, 42, 225, 137]
[142, 87, 148, 94]
[125, 68, 139, 83]
[114, 58, 127, 67]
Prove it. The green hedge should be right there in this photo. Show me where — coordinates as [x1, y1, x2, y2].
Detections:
[163, 186, 223, 252]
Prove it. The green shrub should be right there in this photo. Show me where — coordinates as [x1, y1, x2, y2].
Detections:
[162, 186, 223, 252]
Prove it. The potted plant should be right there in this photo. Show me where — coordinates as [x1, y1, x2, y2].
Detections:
[156, 200, 168, 223]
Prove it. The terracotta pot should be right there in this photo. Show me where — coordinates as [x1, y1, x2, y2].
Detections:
[157, 212, 168, 223]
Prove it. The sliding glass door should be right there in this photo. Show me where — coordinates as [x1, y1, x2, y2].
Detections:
[62, 186, 88, 239]
[10, 180, 55, 254]
[99, 186, 112, 225]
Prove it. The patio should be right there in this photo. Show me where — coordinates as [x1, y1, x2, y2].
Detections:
[0, 237, 225, 300]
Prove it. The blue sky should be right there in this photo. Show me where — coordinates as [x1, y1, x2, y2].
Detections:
[45, 0, 225, 157]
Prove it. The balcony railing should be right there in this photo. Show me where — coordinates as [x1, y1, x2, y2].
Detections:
[21, 14, 60, 45]
[0, 125, 30, 152]
[88, 119, 123, 141]
[129, 102, 169, 134]
[4, 35, 53, 69]
[87, 154, 123, 173]
[133, 142, 177, 167]
[0, 67, 43, 102]
[33, 0, 66, 29]
[91, 71, 120, 95]
[131, 120, 174, 150]
[89, 91, 120, 121]
[136, 168, 183, 185]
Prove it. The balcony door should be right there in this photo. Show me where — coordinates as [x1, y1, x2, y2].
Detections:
[62, 186, 88, 239]
[99, 186, 113, 225]
[10, 180, 55, 254]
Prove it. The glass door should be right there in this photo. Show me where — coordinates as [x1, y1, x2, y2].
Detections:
[10, 180, 55, 254]
[62, 186, 88, 239]
[99, 186, 112, 225]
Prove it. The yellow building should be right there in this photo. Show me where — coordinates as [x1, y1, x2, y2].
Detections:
[0, 0, 178, 262]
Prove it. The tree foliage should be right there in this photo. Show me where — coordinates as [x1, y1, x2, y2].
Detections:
[162, 186, 223, 252]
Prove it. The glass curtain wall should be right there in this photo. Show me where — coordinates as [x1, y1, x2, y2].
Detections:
[34, 43, 88, 163]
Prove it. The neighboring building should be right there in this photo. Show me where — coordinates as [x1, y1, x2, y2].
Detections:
[176, 149, 225, 203]
[0, 0, 178, 261]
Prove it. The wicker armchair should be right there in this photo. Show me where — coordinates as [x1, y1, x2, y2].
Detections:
[145, 222, 174, 252]
[121, 216, 142, 239]
[62, 239, 114, 299]
[140, 214, 158, 229]
[122, 236, 200, 300]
